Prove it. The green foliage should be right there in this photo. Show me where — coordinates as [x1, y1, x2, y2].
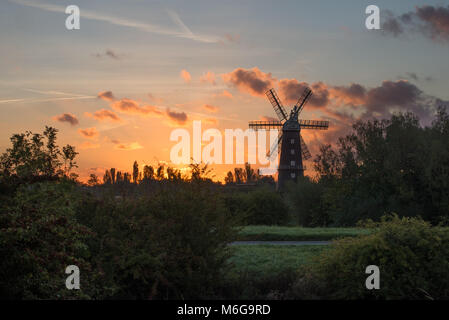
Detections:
[76, 182, 239, 299]
[286, 178, 330, 227]
[0, 126, 77, 183]
[0, 182, 95, 299]
[307, 108, 449, 226]
[226, 187, 290, 225]
[291, 215, 449, 299]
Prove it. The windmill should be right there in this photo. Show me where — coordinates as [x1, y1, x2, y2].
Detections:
[249, 87, 329, 190]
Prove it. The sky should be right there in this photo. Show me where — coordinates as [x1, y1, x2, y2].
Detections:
[1, 0, 448, 182]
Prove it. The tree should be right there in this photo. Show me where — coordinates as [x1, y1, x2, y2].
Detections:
[143, 165, 154, 181]
[0, 126, 77, 182]
[189, 163, 213, 182]
[87, 173, 99, 186]
[244, 162, 255, 183]
[110, 168, 116, 184]
[103, 169, 112, 184]
[132, 161, 139, 184]
[224, 171, 234, 184]
[62, 144, 78, 176]
[233, 168, 244, 184]
[156, 164, 165, 180]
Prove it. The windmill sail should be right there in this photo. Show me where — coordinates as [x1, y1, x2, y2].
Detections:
[266, 89, 288, 122]
[300, 135, 312, 160]
[294, 87, 312, 115]
[267, 132, 283, 160]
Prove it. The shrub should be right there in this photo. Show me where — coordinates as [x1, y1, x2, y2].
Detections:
[291, 215, 449, 299]
[286, 178, 330, 227]
[0, 182, 95, 299]
[243, 187, 290, 225]
[78, 182, 239, 299]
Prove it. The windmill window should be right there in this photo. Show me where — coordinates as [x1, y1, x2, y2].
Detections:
[291, 149, 295, 155]
[291, 161, 295, 166]
[291, 173, 296, 178]
[290, 139, 295, 144]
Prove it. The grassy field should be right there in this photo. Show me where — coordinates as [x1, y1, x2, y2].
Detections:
[229, 245, 328, 275]
[236, 225, 370, 241]
[225, 245, 328, 298]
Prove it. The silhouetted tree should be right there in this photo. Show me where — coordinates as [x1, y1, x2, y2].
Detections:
[87, 173, 99, 186]
[156, 164, 165, 180]
[0, 126, 77, 182]
[132, 161, 139, 184]
[244, 162, 256, 183]
[224, 171, 234, 184]
[110, 168, 116, 184]
[143, 165, 154, 181]
[233, 168, 244, 184]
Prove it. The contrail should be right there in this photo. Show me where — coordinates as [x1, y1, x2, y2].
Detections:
[9, 0, 220, 43]
[0, 95, 96, 104]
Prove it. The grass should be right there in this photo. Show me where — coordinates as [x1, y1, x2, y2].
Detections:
[229, 245, 328, 275]
[236, 225, 370, 241]
[225, 245, 328, 299]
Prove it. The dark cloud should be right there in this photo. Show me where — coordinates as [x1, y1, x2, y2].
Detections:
[112, 98, 163, 116]
[97, 91, 115, 102]
[222, 67, 276, 97]
[166, 108, 188, 125]
[382, 10, 407, 36]
[94, 49, 121, 60]
[363, 80, 435, 122]
[278, 79, 330, 108]
[382, 5, 449, 42]
[78, 127, 98, 138]
[53, 113, 79, 126]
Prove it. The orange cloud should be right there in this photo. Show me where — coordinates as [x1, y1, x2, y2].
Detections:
[112, 98, 163, 116]
[52, 113, 79, 126]
[212, 90, 233, 99]
[78, 127, 98, 139]
[200, 71, 216, 85]
[222, 67, 276, 97]
[204, 117, 218, 125]
[180, 69, 191, 83]
[114, 141, 144, 150]
[203, 104, 219, 113]
[85, 109, 121, 122]
[221, 90, 233, 99]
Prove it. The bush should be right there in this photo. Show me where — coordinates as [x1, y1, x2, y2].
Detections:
[77, 182, 239, 299]
[291, 215, 449, 299]
[235, 187, 290, 225]
[0, 182, 96, 299]
[286, 178, 330, 227]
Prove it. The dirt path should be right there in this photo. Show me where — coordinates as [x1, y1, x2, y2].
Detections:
[229, 241, 331, 246]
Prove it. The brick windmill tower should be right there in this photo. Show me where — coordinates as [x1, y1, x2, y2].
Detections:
[249, 87, 329, 190]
